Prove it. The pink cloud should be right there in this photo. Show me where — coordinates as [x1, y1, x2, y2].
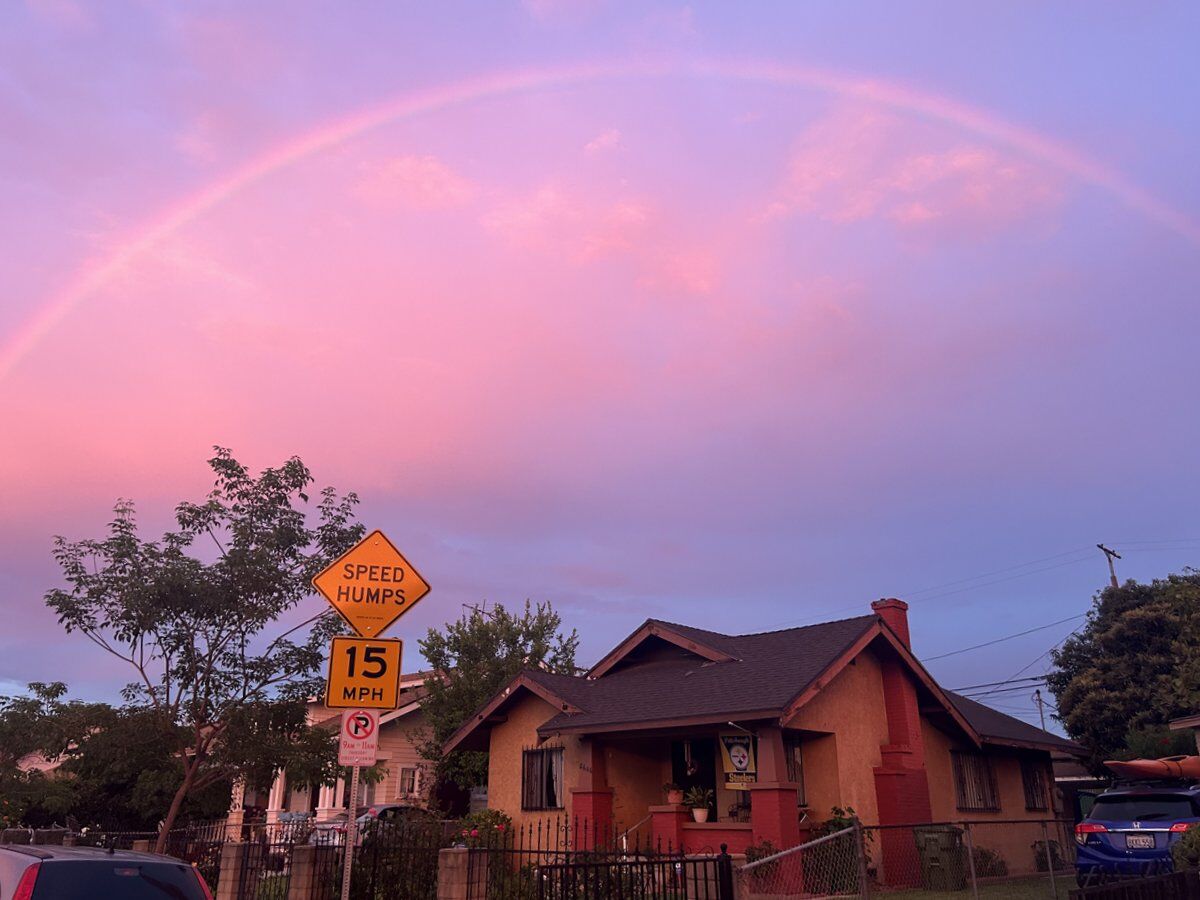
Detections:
[354, 155, 475, 210]
[767, 106, 1064, 234]
[584, 128, 623, 155]
[23, 0, 89, 30]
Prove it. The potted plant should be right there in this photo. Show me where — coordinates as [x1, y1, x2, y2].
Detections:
[663, 783, 684, 805]
[683, 787, 714, 823]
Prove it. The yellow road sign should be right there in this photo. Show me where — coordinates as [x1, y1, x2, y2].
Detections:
[325, 636, 403, 709]
[312, 530, 431, 637]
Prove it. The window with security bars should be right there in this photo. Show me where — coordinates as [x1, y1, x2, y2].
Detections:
[952, 751, 1000, 812]
[784, 734, 807, 806]
[521, 747, 564, 810]
[1021, 758, 1049, 810]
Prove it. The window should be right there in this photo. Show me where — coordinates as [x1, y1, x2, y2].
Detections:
[399, 767, 419, 797]
[1021, 759, 1049, 811]
[522, 747, 564, 810]
[952, 752, 1000, 812]
[784, 734, 807, 806]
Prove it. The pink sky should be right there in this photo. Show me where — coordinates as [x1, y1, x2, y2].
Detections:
[2, 2, 1199, 729]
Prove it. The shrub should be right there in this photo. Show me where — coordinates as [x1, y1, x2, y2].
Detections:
[1032, 838, 1065, 872]
[454, 809, 512, 848]
[1171, 825, 1200, 870]
[971, 846, 1008, 877]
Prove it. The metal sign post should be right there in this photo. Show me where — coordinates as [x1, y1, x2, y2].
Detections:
[337, 709, 378, 900]
[340, 765, 360, 900]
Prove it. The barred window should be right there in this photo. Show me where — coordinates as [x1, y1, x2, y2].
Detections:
[952, 751, 1000, 812]
[1021, 759, 1049, 811]
[784, 734, 807, 807]
[521, 747, 564, 811]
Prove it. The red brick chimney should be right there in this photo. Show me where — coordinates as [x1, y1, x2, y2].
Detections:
[872, 598, 910, 648]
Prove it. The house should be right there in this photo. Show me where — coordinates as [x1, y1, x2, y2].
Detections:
[444, 599, 1082, 882]
[227, 672, 431, 826]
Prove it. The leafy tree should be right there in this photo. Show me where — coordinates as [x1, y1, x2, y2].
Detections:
[0, 682, 96, 827]
[418, 602, 579, 790]
[44, 448, 362, 849]
[1048, 571, 1200, 770]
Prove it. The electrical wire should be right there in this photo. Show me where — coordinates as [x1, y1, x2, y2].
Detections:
[924, 614, 1084, 661]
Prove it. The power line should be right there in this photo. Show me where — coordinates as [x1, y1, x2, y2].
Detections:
[923, 614, 1084, 661]
[901, 547, 1094, 598]
[951, 675, 1047, 692]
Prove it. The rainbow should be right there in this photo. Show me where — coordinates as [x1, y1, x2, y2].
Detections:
[3, 57, 1196, 382]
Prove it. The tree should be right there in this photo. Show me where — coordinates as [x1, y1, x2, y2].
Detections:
[44, 448, 362, 849]
[1047, 570, 1200, 769]
[417, 602, 579, 791]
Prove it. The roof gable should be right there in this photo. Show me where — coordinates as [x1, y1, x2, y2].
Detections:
[587, 620, 737, 678]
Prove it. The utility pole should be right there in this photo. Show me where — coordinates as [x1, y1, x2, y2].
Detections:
[1034, 688, 1047, 731]
[1097, 544, 1121, 589]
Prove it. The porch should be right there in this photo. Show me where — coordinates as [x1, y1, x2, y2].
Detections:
[568, 723, 816, 855]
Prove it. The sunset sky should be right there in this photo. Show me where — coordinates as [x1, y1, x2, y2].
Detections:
[2, 2, 1199, 729]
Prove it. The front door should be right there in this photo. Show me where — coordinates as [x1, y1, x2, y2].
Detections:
[671, 738, 717, 817]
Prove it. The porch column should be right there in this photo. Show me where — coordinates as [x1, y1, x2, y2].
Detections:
[316, 782, 339, 822]
[749, 727, 801, 849]
[649, 804, 689, 852]
[265, 770, 288, 824]
[570, 738, 613, 850]
[226, 778, 246, 831]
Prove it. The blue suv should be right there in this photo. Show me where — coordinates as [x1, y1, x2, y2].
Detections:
[1075, 784, 1200, 885]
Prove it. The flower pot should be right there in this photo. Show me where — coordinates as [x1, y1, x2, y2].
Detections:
[667, 791, 684, 805]
[691, 808, 710, 823]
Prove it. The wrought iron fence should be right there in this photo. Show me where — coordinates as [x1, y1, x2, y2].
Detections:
[308, 819, 448, 900]
[236, 821, 315, 900]
[464, 816, 734, 900]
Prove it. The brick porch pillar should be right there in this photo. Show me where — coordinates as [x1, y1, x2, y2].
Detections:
[871, 599, 933, 887]
[750, 727, 802, 849]
[570, 738, 613, 849]
[649, 804, 689, 852]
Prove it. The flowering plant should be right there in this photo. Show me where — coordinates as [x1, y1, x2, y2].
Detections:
[454, 809, 513, 848]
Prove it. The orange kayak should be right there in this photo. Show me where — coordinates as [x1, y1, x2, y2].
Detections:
[1104, 756, 1200, 779]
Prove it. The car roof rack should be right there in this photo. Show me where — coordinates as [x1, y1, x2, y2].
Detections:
[1108, 777, 1200, 789]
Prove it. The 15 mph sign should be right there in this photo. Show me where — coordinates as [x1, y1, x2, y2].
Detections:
[338, 709, 379, 767]
[325, 636, 402, 709]
[312, 530, 431, 637]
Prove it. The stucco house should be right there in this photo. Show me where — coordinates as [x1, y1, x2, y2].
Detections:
[445, 599, 1081, 877]
[228, 671, 431, 826]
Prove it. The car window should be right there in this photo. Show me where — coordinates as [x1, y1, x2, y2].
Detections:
[33, 860, 208, 899]
[1089, 795, 1198, 821]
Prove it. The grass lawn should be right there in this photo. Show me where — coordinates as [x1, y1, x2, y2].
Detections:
[879, 874, 1068, 899]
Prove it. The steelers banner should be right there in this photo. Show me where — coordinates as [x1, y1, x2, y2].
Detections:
[719, 733, 757, 791]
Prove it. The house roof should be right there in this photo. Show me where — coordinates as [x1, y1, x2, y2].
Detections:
[534, 616, 879, 733]
[945, 691, 1083, 754]
[444, 612, 1083, 757]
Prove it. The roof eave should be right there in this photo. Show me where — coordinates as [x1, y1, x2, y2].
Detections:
[587, 620, 735, 679]
[442, 672, 582, 755]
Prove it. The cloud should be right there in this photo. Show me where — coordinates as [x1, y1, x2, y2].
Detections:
[766, 106, 1064, 234]
[479, 183, 652, 261]
[584, 128, 623, 155]
[354, 155, 475, 210]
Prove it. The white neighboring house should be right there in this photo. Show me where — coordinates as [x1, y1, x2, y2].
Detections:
[227, 672, 431, 825]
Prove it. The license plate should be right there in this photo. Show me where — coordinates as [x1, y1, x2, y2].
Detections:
[1126, 833, 1155, 849]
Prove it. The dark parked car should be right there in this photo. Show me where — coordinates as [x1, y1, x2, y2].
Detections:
[0, 844, 214, 899]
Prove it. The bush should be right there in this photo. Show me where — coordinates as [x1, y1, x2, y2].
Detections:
[1171, 825, 1200, 870]
[1032, 838, 1065, 872]
[454, 809, 512, 847]
[971, 846, 1008, 877]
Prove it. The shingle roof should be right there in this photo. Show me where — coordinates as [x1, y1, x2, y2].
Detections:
[945, 690, 1082, 753]
[532, 615, 878, 732]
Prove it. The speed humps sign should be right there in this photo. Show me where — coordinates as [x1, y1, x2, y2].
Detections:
[312, 530, 431, 637]
[326, 636, 402, 709]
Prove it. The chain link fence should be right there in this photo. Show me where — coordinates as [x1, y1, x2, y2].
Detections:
[737, 818, 1079, 899]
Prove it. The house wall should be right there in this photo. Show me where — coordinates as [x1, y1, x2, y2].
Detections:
[786, 648, 890, 826]
[487, 692, 583, 831]
[374, 711, 428, 803]
[923, 718, 1060, 875]
[604, 738, 670, 833]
